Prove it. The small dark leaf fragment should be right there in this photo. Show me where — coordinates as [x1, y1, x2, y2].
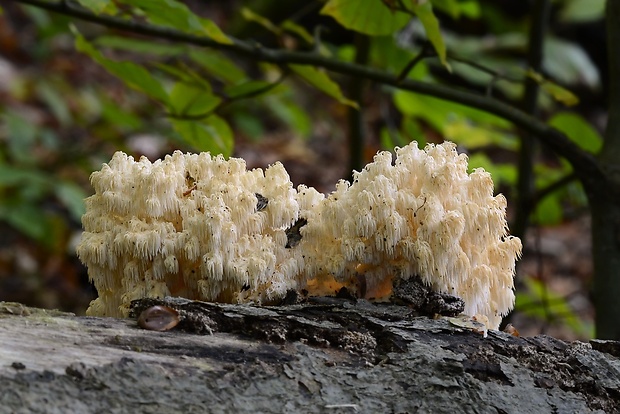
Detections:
[285, 218, 307, 248]
[255, 193, 269, 211]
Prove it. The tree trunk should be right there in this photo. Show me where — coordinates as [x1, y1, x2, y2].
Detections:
[591, 0, 620, 339]
[1, 300, 619, 413]
[590, 193, 620, 340]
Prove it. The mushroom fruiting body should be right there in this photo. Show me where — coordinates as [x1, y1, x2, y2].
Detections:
[77, 142, 521, 329]
[77, 151, 303, 317]
[299, 142, 522, 329]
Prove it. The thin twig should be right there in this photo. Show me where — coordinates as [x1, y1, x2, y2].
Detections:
[396, 44, 433, 83]
[446, 53, 524, 84]
[534, 172, 578, 203]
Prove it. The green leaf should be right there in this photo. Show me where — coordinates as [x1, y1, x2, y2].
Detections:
[232, 112, 265, 140]
[559, 0, 605, 23]
[380, 126, 408, 150]
[95, 36, 186, 56]
[74, 31, 169, 104]
[430, 0, 460, 18]
[540, 81, 579, 106]
[467, 153, 517, 188]
[0, 164, 49, 187]
[446, 57, 524, 102]
[548, 112, 602, 154]
[0, 202, 51, 242]
[516, 276, 593, 337]
[394, 91, 446, 132]
[444, 120, 517, 151]
[3, 111, 38, 163]
[36, 81, 72, 127]
[169, 82, 221, 117]
[431, 0, 480, 19]
[54, 181, 87, 221]
[189, 50, 247, 84]
[457, 0, 481, 18]
[280, 20, 314, 45]
[409, 1, 450, 70]
[321, 0, 410, 36]
[394, 90, 510, 130]
[525, 69, 579, 106]
[241, 7, 281, 34]
[101, 98, 143, 130]
[544, 36, 599, 89]
[153, 63, 193, 82]
[369, 36, 429, 78]
[534, 194, 563, 225]
[265, 95, 312, 138]
[401, 117, 425, 147]
[171, 115, 233, 156]
[289, 64, 358, 108]
[224, 81, 278, 99]
[121, 0, 231, 44]
[75, 0, 116, 14]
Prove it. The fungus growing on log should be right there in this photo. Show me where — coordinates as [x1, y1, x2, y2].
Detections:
[77, 151, 304, 317]
[299, 142, 522, 329]
[77, 142, 521, 329]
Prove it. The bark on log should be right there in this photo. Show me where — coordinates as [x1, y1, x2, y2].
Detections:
[1, 299, 619, 413]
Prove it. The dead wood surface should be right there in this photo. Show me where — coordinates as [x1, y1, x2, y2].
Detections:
[0, 299, 619, 414]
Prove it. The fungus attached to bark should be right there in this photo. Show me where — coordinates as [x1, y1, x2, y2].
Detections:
[77, 141, 521, 329]
[77, 151, 304, 317]
[298, 142, 522, 329]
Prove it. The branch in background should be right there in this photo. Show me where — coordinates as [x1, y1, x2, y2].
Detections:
[533, 172, 578, 204]
[601, 0, 620, 184]
[446, 53, 524, 84]
[11, 0, 602, 187]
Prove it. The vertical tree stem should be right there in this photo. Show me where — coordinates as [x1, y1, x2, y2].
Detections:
[601, 0, 620, 177]
[347, 34, 370, 179]
[511, 0, 552, 240]
[591, 0, 620, 339]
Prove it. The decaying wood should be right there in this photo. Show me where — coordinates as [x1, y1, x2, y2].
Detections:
[1, 299, 619, 413]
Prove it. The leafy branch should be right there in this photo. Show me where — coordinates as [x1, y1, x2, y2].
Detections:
[166, 72, 289, 121]
[13, 0, 601, 185]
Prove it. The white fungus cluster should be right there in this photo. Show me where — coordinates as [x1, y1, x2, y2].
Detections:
[299, 142, 522, 329]
[77, 141, 521, 329]
[77, 151, 304, 317]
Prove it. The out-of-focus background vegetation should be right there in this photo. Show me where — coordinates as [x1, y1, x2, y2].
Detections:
[0, 0, 606, 339]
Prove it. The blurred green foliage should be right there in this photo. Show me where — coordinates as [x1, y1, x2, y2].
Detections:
[0, 0, 605, 336]
[515, 276, 594, 338]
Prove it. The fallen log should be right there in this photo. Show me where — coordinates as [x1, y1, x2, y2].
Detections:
[1, 299, 619, 413]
